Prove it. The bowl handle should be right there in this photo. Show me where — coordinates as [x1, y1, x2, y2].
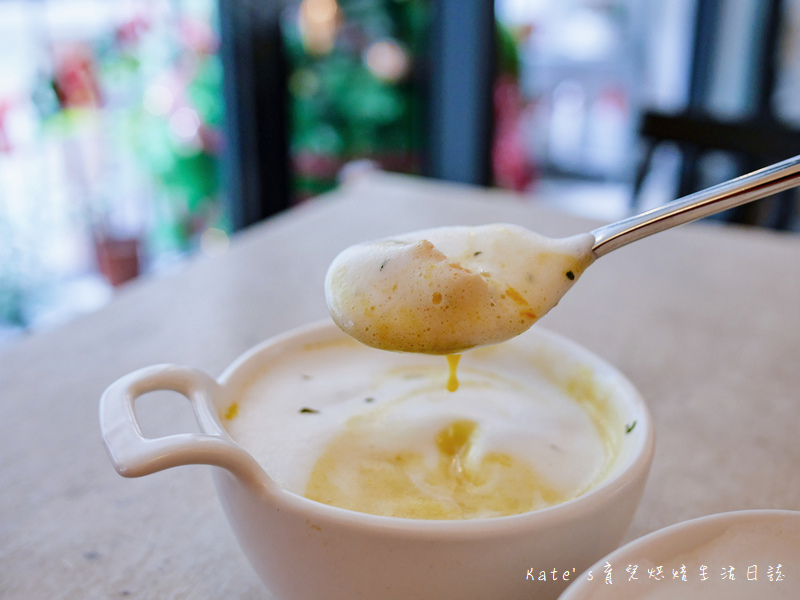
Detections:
[100, 364, 267, 487]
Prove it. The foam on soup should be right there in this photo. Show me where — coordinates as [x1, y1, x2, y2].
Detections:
[325, 225, 595, 355]
[223, 334, 625, 520]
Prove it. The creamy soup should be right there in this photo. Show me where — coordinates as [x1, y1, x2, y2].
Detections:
[223, 334, 624, 520]
[325, 224, 596, 355]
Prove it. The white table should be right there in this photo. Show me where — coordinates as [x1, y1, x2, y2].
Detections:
[2, 172, 799, 598]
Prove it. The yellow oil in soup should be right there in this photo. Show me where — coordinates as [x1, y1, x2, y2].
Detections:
[305, 418, 565, 519]
[224, 337, 623, 520]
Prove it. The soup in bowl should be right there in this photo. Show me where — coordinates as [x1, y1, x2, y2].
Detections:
[100, 320, 654, 600]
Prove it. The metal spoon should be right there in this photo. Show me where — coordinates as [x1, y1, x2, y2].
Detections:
[592, 153, 800, 256]
[326, 154, 800, 355]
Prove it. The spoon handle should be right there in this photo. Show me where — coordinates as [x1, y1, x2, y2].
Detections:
[591, 154, 800, 257]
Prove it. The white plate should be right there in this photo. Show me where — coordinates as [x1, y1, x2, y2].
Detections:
[559, 509, 799, 599]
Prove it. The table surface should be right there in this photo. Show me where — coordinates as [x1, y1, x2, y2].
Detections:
[2, 172, 799, 598]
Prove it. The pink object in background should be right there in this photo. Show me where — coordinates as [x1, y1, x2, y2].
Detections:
[94, 233, 141, 288]
[493, 75, 535, 192]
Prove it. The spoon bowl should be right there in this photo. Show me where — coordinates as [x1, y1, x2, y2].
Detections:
[326, 154, 800, 354]
[326, 225, 595, 354]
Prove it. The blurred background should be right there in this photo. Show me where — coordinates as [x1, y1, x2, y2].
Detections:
[2, 0, 800, 346]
